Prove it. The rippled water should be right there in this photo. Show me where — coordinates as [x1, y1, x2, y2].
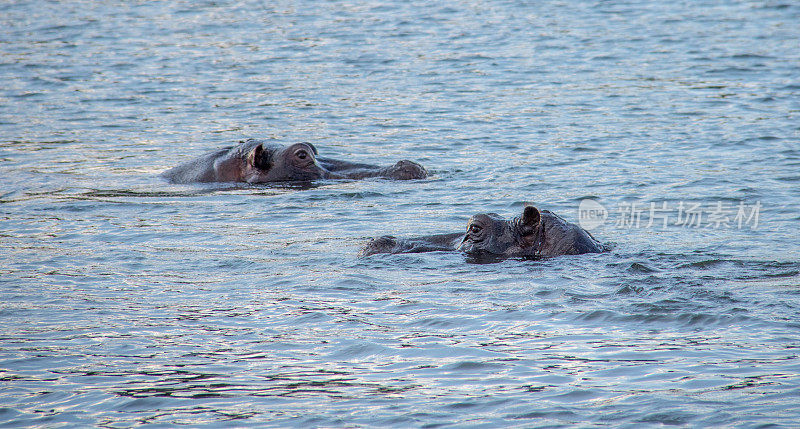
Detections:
[2, 0, 800, 426]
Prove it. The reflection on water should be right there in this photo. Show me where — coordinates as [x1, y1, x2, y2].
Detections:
[2, 0, 800, 427]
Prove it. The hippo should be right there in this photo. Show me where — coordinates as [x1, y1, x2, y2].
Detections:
[360, 205, 606, 259]
[161, 139, 427, 183]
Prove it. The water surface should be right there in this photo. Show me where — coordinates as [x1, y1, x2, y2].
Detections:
[2, 0, 800, 426]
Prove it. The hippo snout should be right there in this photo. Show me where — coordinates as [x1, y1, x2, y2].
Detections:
[383, 160, 427, 180]
[359, 235, 399, 256]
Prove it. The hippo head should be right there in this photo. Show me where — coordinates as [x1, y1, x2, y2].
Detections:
[238, 142, 327, 182]
[457, 206, 542, 258]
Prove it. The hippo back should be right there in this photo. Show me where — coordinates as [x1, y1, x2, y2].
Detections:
[161, 147, 233, 183]
[538, 210, 605, 256]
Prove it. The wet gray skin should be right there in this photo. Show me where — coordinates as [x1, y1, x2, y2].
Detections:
[161, 139, 427, 183]
[361, 206, 605, 259]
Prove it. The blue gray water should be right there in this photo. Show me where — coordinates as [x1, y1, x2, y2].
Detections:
[2, 0, 800, 426]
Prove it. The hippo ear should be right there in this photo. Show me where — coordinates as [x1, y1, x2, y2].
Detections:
[303, 142, 318, 156]
[521, 206, 541, 235]
[247, 143, 272, 170]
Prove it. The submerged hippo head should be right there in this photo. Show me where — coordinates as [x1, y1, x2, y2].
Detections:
[162, 139, 429, 184]
[234, 141, 325, 182]
[361, 205, 605, 259]
[161, 140, 327, 184]
[457, 206, 543, 258]
[457, 206, 604, 258]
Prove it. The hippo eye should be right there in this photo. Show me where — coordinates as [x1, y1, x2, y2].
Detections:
[468, 224, 482, 235]
[295, 149, 310, 160]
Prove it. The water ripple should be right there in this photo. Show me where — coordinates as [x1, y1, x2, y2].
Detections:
[2, 0, 800, 426]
